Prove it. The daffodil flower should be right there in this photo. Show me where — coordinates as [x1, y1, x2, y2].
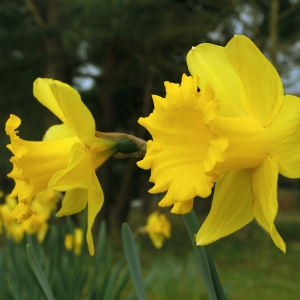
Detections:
[64, 228, 84, 255]
[145, 211, 171, 249]
[6, 78, 117, 254]
[138, 35, 300, 252]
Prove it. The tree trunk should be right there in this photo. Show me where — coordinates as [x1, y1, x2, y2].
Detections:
[269, 0, 279, 68]
[96, 41, 117, 233]
[108, 73, 154, 235]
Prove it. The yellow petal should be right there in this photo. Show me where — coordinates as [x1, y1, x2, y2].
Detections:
[64, 233, 73, 251]
[196, 169, 254, 245]
[171, 199, 194, 214]
[49, 143, 100, 191]
[87, 187, 104, 255]
[252, 156, 286, 252]
[34, 78, 95, 146]
[212, 116, 266, 171]
[43, 124, 76, 141]
[268, 94, 300, 178]
[158, 172, 213, 207]
[5, 114, 21, 137]
[149, 233, 164, 249]
[145, 211, 171, 248]
[57, 186, 103, 256]
[33, 79, 68, 125]
[187, 43, 246, 118]
[11, 201, 33, 222]
[56, 189, 88, 216]
[224, 35, 284, 126]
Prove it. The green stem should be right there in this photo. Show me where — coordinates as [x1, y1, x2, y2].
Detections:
[182, 209, 226, 300]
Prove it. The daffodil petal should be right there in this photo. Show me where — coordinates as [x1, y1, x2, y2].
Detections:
[87, 187, 104, 255]
[49, 143, 100, 191]
[33, 78, 69, 125]
[268, 94, 300, 178]
[34, 78, 95, 146]
[171, 199, 194, 214]
[212, 116, 266, 171]
[56, 189, 88, 216]
[5, 114, 21, 137]
[149, 233, 164, 249]
[43, 124, 76, 141]
[56, 186, 103, 256]
[252, 156, 286, 252]
[187, 43, 246, 118]
[11, 201, 33, 222]
[196, 169, 254, 245]
[224, 35, 284, 126]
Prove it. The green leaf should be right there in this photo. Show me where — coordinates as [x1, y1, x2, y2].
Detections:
[112, 267, 130, 300]
[122, 223, 147, 300]
[102, 255, 125, 300]
[204, 247, 226, 300]
[26, 244, 56, 300]
[182, 209, 226, 300]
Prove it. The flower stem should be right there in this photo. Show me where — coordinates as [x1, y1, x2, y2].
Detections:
[182, 209, 226, 300]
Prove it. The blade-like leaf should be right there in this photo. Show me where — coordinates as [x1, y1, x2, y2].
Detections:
[122, 223, 147, 300]
[26, 244, 56, 300]
[182, 209, 226, 300]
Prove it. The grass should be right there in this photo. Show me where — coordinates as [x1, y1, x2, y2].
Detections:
[126, 202, 300, 300]
[1, 194, 299, 299]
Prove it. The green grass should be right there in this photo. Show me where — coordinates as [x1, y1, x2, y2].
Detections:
[127, 207, 300, 300]
[1, 203, 299, 299]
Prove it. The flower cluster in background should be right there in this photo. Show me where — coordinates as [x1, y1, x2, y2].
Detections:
[64, 227, 84, 255]
[0, 190, 60, 243]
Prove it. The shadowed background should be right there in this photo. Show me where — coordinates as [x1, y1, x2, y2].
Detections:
[1, 0, 300, 233]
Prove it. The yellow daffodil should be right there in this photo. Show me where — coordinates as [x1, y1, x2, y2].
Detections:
[33, 189, 61, 213]
[0, 196, 25, 242]
[145, 211, 171, 249]
[64, 228, 84, 255]
[0, 191, 60, 243]
[138, 35, 300, 252]
[20, 190, 60, 243]
[6, 78, 117, 254]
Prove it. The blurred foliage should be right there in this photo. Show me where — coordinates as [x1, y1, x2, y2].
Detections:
[127, 207, 300, 300]
[1, 0, 300, 231]
[0, 216, 135, 300]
